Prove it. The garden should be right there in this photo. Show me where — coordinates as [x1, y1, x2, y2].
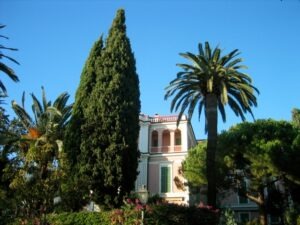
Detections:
[1, 7, 300, 225]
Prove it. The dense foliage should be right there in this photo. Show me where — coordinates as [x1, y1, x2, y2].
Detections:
[10, 203, 219, 225]
[2, 9, 300, 225]
[0, 106, 25, 225]
[165, 42, 259, 207]
[64, 9, 140, 208]
[182, 141, 229, 191]
[183, 118, 300, 225]
[9, 88, 72, 223]
[218, 119, 299, 225]
[62, 33, 104, 212]
[182, 141, 207, 187]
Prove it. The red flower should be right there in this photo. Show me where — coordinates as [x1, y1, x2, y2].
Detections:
[135, 203, 144, 211]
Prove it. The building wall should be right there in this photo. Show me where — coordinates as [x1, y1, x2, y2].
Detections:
[138, 115, 150, 153]
[135, 114, 196, 205]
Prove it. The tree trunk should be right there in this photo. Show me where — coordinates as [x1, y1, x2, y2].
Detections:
[258, 190, 268, 225]
[247, 190, 268, 225]
[205, 93, 218, 207]
[259, 204, 268, 225]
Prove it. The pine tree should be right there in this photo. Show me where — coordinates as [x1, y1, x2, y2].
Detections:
[65, 9, 140, 208]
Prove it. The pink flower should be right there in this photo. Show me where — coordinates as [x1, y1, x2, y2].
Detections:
[135, 203, 144, 211]
[114, 209, 123, 215]
[198, 201, 205, 208]
[135, 198, 140, 204]
[145, 205, 153, 213]
[206, 205, 213, 210]
[126, 198, 133, 204]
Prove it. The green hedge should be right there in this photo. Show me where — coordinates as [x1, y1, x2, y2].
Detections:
[11, 203, 219, 225]
[47, 212, 110, 225]
[145, 203, 219, 225]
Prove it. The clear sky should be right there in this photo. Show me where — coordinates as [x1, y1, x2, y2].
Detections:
[1, 0, 300, 139]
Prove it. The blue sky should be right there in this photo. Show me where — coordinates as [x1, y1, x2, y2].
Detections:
[1, 0, 300, 139]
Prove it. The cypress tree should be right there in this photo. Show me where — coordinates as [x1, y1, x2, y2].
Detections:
[64, 37, 104, 166]
[62, 38, 104, 211]
[65, 9, 140, 208]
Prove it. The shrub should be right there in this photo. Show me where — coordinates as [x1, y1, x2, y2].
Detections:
[10, 202, 220, 225]
[145, 202, 219, 225]
[219, 208, 237, 225]
[48, 211, 110, 225]
[285, 204, 300, 225]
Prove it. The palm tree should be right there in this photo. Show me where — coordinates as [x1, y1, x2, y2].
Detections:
[11, 87, 72, 222]
[165, 42, 259, 207]
[12, 87, 73, 174]
[0, 25, 19, 97]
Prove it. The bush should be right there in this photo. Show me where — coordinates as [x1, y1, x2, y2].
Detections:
[145, 202, 219, 225]
[10, 212, 110, 225]
[285, 204, 300, 225]
[10, 202, 220, 225]
[47, 212, 110, 225]
[219, 208, 237, 225]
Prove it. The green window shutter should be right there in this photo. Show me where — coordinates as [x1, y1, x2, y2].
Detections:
[161, 166, 171, 193]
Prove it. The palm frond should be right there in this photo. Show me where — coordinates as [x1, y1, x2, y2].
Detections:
[0, 62, 19, 81]
[41, 86, 49, 112]
[0, 80, 7, 95]
[30, 93, 45, 126]
[204, 42, 212, 60]
[198, 43, 205, 56]
[218, 100, 226, 123]
[165, 41, 259, 132]
[212, 47, 221, 63]
[11, 100, 33, 130]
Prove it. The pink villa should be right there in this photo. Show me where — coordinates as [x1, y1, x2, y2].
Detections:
[135, 114, 197, 204]
[134, 114, 261, 223]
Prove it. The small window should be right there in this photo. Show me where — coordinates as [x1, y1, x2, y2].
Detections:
[161, 166, 171, 193]
[152, 131, 158, 147]
[162, 130, 170, 146]
[175, 129, 181, 145]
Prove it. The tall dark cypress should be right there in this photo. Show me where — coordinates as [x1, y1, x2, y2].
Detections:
[63, 37, 104, 211]
[66, 9, 140, 208]
[64, 37, 104, 167]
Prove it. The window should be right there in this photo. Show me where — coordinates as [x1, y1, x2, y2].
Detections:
[162, 130, 170, 146]
[162, 130, 170, 152]
[175, 129, 181, 145]
[152, 131, 158, 147]
[238, 180, 249, 204]
[239, 213, 249, 224]
[160, 165, 171, 193]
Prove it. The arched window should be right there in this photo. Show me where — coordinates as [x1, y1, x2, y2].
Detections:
[152, 130, 158, 147]
[162, 130, 170, 152]
[175, 129, 181, 145]
[174, 129, 182, 152]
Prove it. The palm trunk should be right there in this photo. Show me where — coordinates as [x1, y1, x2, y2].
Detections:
[205, 93, 218, 208]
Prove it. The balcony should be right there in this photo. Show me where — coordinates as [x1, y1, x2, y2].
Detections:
[150, 115, 187, 123]
[150, 145, 182, 153]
